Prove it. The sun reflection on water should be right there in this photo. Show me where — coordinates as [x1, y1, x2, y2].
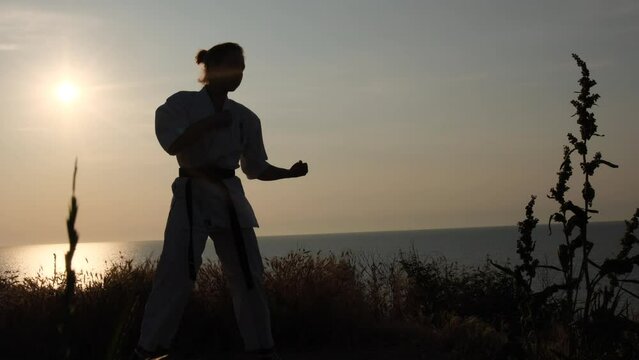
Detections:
[0, 241, 162, 282]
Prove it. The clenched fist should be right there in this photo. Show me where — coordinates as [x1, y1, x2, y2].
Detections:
[289, 160, 308, 178]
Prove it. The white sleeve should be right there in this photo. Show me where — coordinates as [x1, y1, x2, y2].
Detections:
[240, 113, 270, 179]
[155, 93, 189, 155]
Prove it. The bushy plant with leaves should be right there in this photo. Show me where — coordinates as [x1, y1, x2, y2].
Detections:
[491, 54, 639, 359]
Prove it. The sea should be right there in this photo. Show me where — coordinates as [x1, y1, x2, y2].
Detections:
[0, 221, 633, 282]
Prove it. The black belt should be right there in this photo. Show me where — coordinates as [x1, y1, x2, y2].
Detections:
[179, 166, 235, 181]
[178, 166, 255, 290]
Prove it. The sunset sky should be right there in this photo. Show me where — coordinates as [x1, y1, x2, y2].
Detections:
[1, 1, 638, 246]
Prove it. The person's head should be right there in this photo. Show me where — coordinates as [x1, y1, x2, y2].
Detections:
[196, 42, 245, 92]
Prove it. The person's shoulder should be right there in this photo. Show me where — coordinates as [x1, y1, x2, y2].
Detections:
[165, 90, 198, 104]
[229, 99, 260, 121]
[156, 90, 199, 114]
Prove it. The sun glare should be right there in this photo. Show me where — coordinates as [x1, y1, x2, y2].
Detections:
[56, 82, 80, 104]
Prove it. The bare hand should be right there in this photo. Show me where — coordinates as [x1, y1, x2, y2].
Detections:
[289, 160, 308, 178]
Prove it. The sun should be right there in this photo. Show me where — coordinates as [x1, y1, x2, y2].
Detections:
[55, 82, 80, 104]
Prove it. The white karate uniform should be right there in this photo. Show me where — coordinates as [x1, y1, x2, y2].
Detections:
[137, 87, 275, 353]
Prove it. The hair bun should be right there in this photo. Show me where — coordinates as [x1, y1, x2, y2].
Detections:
[195, 49, 208, 65]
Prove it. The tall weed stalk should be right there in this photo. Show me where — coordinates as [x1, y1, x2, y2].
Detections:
[491, 55, 639, 359]
[59, 158, 79, 359]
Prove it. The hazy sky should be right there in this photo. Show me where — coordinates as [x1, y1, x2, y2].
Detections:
[1, 1, 638, 246]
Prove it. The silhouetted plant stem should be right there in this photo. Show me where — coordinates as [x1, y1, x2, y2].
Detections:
[582, 155, 592, 324]
[59, 158, 79, 359]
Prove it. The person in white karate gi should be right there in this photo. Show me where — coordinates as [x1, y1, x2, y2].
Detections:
[131, 42, 308, 360]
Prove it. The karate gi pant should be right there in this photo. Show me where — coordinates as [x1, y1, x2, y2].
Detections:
[136, 196, 274, 352]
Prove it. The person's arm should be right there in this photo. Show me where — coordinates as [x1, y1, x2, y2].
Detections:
[240, 112, 309, 181]
[167, 111, 231, 155]
[257, 161, 307, 181]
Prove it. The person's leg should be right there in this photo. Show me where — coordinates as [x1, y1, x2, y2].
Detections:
[211, 227, 275, 352]
[137, 197, 209, 352]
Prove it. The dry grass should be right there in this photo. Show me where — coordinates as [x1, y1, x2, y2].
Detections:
[0, 247, 580, 359]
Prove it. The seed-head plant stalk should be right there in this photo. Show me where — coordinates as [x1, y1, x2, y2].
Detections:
[492, 54, 639, 359]
[59, 158, 79, 359]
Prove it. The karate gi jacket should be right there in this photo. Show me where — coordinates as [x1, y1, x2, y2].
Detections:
[155, 87, 270, 229]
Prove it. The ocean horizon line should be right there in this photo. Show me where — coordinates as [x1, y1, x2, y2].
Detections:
[0, 219, 627, 250]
